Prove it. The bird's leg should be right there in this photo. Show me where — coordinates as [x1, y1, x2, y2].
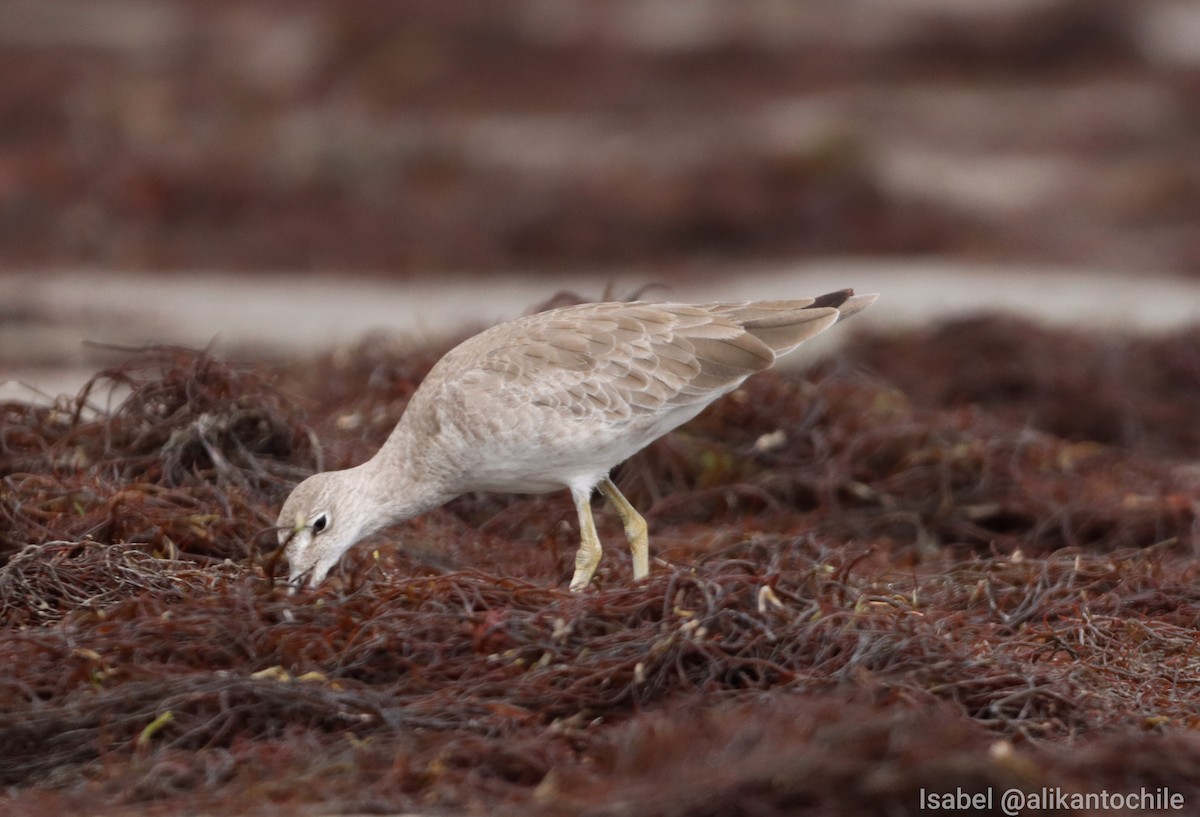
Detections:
[598, 477, 649, 581]
[569, 486, 602, 592]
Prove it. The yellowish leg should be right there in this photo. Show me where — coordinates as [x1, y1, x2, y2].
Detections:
[598, 477, 650, 581]
[569, 486, 602, 592]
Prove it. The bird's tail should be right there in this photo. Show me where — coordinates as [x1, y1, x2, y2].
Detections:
[708, 289, 879, 356]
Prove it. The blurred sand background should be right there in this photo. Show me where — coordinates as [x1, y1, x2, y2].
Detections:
[3, 0, 1200, 398]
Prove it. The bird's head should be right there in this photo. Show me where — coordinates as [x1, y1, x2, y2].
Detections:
[277, 470, 371, 589]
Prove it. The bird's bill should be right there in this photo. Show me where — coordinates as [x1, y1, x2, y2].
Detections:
[284, 527, 316, 590]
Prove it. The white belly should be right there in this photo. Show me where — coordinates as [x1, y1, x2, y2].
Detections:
[453, 400, 711, 495]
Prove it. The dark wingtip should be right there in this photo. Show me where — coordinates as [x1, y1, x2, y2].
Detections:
[806, 288, 854, 310]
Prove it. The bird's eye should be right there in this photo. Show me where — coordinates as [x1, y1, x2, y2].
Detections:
[311, 512, 329, 534]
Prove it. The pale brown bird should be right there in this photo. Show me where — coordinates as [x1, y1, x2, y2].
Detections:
[278, 289, 877, 590]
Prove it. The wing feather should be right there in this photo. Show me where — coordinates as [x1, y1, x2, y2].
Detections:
[429, 292, 870, 425]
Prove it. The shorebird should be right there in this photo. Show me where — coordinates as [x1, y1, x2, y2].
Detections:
[278, 289, 877, 591]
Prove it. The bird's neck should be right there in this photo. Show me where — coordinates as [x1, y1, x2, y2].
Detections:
[360, 418, 454, 528]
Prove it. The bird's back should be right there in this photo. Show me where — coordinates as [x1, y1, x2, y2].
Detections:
[384, 291, 872, 494]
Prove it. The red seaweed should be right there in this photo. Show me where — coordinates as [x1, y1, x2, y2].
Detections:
[1, 315, 1199, 815]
